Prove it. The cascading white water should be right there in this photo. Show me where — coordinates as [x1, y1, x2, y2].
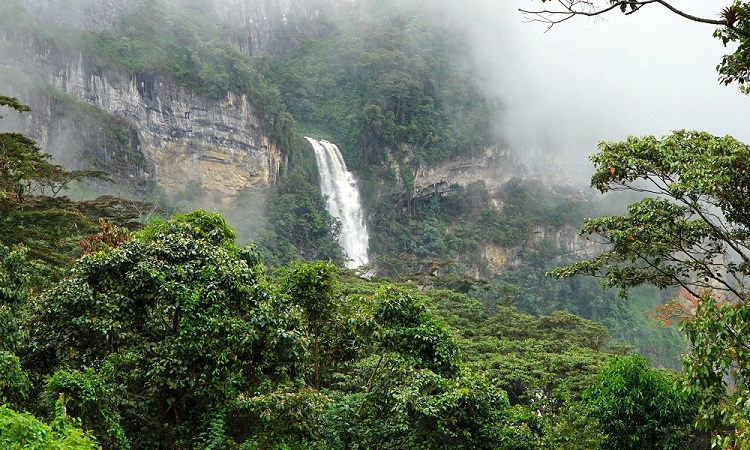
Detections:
[305, 137, 369, 269]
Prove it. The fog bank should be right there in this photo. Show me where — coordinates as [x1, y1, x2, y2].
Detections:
[399, 0, 750, 182]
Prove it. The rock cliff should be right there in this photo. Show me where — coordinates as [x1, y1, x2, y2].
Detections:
[481, 224, 606, 273]
[2, 48, 282, 204]
[19, 0, 136, 32]
[2, 0, 307, 203]
[412, 146, 520, 200]
[213, 0, 352, 56]
[410, 147, 605, 270]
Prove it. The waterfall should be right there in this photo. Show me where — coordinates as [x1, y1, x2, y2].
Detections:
[305, 137, 369, 269]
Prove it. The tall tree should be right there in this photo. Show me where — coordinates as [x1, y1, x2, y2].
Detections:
[549, 130, 750, 448]
[582, 354, 696, 450]
[520, 2, 750, 447]
[0, 95, 140, 278]
[28, 211, 308, 449]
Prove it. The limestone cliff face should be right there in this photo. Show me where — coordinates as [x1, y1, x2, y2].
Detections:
[213, 0, 352, 56]
[409, 147, 605, 273]
[531, 224, 604, 260]
[481, 224, 606, 273]
[49, 59, 281, 199]
[482, 243, 523, 271]
[19, 0, 136, 32]
[2, 47, 282, 203]
[4, 1, 294, 203]
[412, 146, 520, 198]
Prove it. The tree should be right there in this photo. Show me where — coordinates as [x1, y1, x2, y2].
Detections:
[282, 260, 339, 388]
[519, 3, 750, 446]
[681, 293, 750, 449]
[28, 211, 309, 448]
[548, 130, 750, 447]
[373, 287, 461, 377]
[0, 95, 140, 280]
[551, 130, 750, 299]
[341, 368, 511, 450]
[0, 244, 32, 409]
[521, 1, 750, 92]
[0, 398, 99, 450]
[581, 354, 696, 450]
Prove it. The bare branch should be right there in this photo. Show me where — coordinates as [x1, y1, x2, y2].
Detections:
[520, 0, 727, 30]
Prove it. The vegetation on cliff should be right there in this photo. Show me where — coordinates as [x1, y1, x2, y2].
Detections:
[270, 4, 497, 167]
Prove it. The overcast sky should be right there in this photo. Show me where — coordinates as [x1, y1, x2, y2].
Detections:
[415, 0, 750, 180]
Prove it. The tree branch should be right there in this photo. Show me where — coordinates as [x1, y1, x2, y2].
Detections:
[519, 0, 727, 31]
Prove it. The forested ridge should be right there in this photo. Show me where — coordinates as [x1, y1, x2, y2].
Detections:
[3, 0, 750, 447]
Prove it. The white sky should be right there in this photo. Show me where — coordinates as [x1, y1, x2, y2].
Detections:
[417, 0, 750, 181]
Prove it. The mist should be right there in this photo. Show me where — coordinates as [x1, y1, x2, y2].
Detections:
[393, 0, 750, 183]
[6, 0, 750, 191]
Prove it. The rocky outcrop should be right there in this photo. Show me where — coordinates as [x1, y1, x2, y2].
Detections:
[482, 243, 524, 271]
[213, 0, 351, 56]
[2, 23, 283, 204]
[531, 224, 604, 260]
[411, 146, 607, 273]
[481, 224, 606, 273]
[75, 61, 278, 202]
[19, 0, 136, 32]
[412, 146, 520, 198]
[2, 52, 281, 203]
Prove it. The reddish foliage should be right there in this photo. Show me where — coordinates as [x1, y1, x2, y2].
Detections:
[648, 288, 724, 325]
[79, 218, 130, 254]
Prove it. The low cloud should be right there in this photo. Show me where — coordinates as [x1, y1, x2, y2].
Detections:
[399, 0, 750, 183]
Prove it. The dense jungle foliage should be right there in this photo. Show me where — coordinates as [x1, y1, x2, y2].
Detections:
[0, 209, 702, 449]
[0, 0, 732, 445]
[0, 95, 705, 448]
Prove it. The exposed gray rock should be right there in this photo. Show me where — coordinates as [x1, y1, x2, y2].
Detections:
[213, 0, 350, 56]
[3, 1, 297, 203]
[20, 0, 350, 55]
[412, 146, 520, 198]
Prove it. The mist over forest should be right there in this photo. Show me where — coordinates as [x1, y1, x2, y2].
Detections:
[1, 0, 750, 448]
